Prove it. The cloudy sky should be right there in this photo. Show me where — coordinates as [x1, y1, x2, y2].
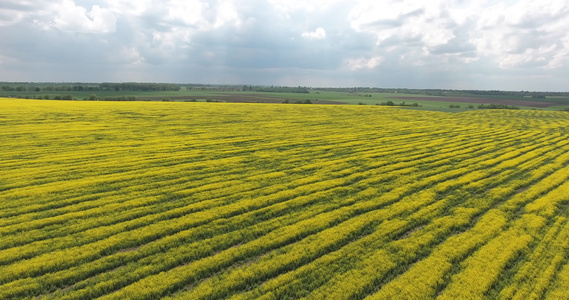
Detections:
[1, 0, 568, 91]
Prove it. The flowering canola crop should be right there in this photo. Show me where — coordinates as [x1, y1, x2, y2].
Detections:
[1, 98, 569, 299]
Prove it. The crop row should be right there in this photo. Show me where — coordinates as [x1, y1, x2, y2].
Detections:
[1, 99, 569, 299]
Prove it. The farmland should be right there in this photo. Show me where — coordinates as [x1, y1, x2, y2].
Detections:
[3, 82, 569, 112]
[1, 98, 569, 299]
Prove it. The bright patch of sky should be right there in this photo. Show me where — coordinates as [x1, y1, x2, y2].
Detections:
[0, 0, 568, 91]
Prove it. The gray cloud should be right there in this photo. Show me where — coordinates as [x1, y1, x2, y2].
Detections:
[0, 0, 568, 91]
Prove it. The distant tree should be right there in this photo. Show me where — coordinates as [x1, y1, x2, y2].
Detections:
[100, 82, 180, 92]
[256, 86, 310, 93]
[478, 104, 519, 110]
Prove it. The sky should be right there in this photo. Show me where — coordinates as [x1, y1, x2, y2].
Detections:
[0, 0, 568, 91]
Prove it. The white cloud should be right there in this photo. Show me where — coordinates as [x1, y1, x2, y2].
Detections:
[268, 0, 344, 14]
[347, 0, 569, 73]
[50, 1, 117, 33]
[102, 0, 150, 16]
[301, 27, 326, 40]
[348, 1, 474, 49]
[33, 0, 117, 33]
[113, 47, 144, 65]
[214, 1, 241, 28]
[346, 56, 383, 70]
[470, 0, 569, 69]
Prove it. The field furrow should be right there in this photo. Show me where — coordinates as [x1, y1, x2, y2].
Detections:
[1, 99, 568, 299]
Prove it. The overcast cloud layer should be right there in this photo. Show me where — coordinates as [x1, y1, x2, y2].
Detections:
[1, 0, 568, 91]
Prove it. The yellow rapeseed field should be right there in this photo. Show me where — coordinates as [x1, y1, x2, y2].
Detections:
[1, 98, 569, 299]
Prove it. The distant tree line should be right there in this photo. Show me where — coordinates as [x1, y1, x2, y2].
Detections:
[99, 82, 180, 91]
[184, 84, 310, 93]
[1, 94, 76, 100]
[185, 85, 243, 91]
[2, 82, 568, 99]
[254, 86, 310, 93]
[311, 87, 569, 98]
[477, 104, 520, 110]
[377, 100, 420, 107]
[0, 82, 180, 93]
[84, 94, 137, 101]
